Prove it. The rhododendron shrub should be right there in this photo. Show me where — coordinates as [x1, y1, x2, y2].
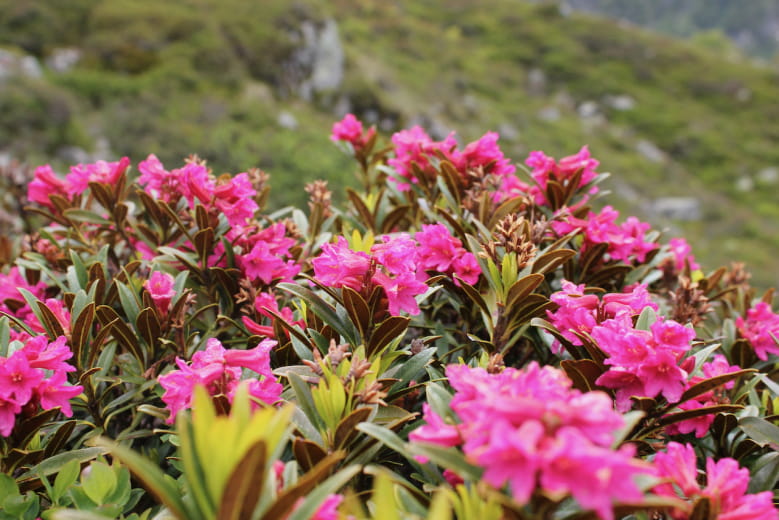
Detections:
[0, 114, 775, 518]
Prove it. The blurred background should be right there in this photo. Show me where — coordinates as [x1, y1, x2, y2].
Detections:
[0, 0, 778, 287]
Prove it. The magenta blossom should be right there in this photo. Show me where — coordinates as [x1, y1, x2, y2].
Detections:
[736, 301, 779, 360]
[330, 114, 376, 152]
[65, 157, 131, 196]
[0, 335, 82, 437]
[28, 165, 70, 208]
[145, 271, 176, 316]
[410, 363, 650, 520]
[158, 338, 282, 423]
[653, 443, 777, 520]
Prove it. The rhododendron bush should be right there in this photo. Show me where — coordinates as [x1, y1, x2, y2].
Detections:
[0, 115, 777, 520]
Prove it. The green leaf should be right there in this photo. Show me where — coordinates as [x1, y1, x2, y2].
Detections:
[634, 306, 657, 331]
[677, 369, 756, 404]
[356, 423, 408, 456]
[410, 443, 482, 482]
[52, 459, 80, 503]
[93, 438, 192, 520]
[18, 447, 107, 481]
[62, 209, 111, 225]
[278, 283, 358, 345]
[739, 416, 779, 448]
[82, 460, 117, 505]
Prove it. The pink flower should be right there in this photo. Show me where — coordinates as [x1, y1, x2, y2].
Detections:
[410, 363, 650, 518]
[28, 165, 70, 208]
[736, 302, 779, 360]
[667, 238, 700, 272]
[145, 271, 176, 316]
[138, 155, 214, 206]
[0, 267, 48, 322]
[29, 298, 71, 336]
[408, 403, 461, 448]
[213, 172, 258, 227]
[158, 338, 281, 423]
[236, 223, 300, 285]
[653, 443, 777, 520]
[312, 237, 372, 291]
[524, 146, 600, 206]
[242, 291, 302, 339]
[0, 396, 22, 437]
[36, 371, 82, 416]
[552, 206, 658, 264]
[0, 351, 45, 405]
[330, 114, 376, 152]
[65, 157, 130, 195]
[415, 224, 481, 285]
[455, 131, 516, 178]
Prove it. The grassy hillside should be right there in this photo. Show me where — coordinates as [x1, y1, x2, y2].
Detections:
[1, 0, 778, 286]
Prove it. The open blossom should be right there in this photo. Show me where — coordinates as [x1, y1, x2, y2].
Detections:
[545, 281, 657, 353]
[65, 157, 131, 195]
[667, 237, 700, 273]
[236, 222, 301, 285]
[592, 316, 694, 411]
[145, 271, 176, 316]
[410, 363, 650, 520]
[653, 443, 777, 520]
[736, 301, 779, 360]
[313, 234, 428, 315]
[415, 224, 481, 285]
[0, 335, 82, 437]
[665, 355, 742, 437]
[387, 126, 513, 190]
[138, 154, 214, 206]
[0, 267, 49, 323]
[28, 165, 70, 208]
[158, 338, 281, 423]
[242, 291, 303, 339]
[499, 146, 600, 206]
[330, 113, 376, 152]
[552, 206, 658, 264]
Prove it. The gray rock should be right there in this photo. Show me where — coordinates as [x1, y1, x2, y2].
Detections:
[0, 49, 42, 80]
[46, 48, 82, 73]
[497, 123, 520, 141]
[756, 167, 778, 184]
[735, 176, 754, 192]
[636, 139, 665, 164]
[577, 101, 599, 118]
[527, 68, 546, 95]
[296, 19, 344, 100]
[277, 111, 298, 130]
[604, 94, 635, 111]
[651, 197, 702, 221]
[537, 106, 561, 122]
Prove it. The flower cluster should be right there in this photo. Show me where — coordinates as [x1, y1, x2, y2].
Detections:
[138, 154, 258, 229]
[653, 443, 777, 520]
[235, 222, 301, 285]
[547, 281, 699, 411]
[29, 158, 131, 207]
[736, 301, 779, 360]
[313, 228, 481, 315]
[330, 114, 376, 152]
[387, 126, 514, 190]
[410, 363, 650, 520]
[0, 335, 82, 437]
[415, 224, 481, 285]
[665, 355, 741, 437]
[552, 206, 657, 264]
[500, 146, 600, 206]
[0, 267, 48, 320]
[158, 338, 282, 423]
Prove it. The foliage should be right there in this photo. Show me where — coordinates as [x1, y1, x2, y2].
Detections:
[0, 114, 777, 519]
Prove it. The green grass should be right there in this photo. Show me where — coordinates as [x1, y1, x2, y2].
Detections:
[1, 0, 778, 286]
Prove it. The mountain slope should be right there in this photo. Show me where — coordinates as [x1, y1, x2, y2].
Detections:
[1, 0, 778, 286]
